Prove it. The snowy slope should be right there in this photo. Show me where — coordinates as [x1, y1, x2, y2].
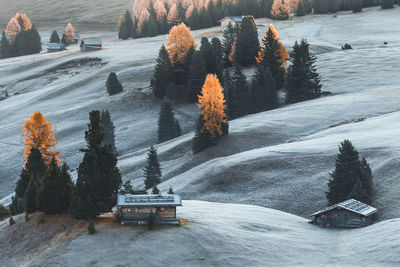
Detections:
[1, 7, 400, 221]
[21, 201, 400, 266]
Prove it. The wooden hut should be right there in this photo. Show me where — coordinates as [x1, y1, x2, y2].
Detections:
[311, 199, 377, 228]
[116, 194, 182, 225]
[218, 16, 243, 31]
[80, 38, 102, 52]
[47, 43, 65, 52]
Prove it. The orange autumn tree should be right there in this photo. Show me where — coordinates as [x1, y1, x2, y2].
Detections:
[256, 24, 288, 67]
[198, 74, 227, 137]
[166, 23, 196, 66]
[23, 112, 60, 165]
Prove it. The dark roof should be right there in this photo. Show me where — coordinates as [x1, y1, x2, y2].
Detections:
[219, 16, 243, 23]
[47, 43, 63, 49]
[312, 199, 377, 217]
[117, 194, 182, 207]
[81, 38, 102, 46]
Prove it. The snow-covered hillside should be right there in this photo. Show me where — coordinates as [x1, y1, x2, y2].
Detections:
[1, 7, 400, 222]
[21, 201, 400, 266]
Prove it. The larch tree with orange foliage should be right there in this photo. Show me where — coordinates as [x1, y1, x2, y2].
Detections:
[271, 0, 290, 20]
[166, 23, 196, 66]
[193, 74, 228, 153]
[256, 24, 288, 90]
[23, 112, 60, 165]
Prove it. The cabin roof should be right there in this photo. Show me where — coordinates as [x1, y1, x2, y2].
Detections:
[219, 16, 243, 23]
[81, 38, 102, 46]
[117, 194, 182, 207]
[47, 43, 63, 49]
[312, 199, 377, 217]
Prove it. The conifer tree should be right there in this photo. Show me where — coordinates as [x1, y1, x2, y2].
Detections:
[50, 30, 60, 43]
[352, 0, 363, 12]
[158, 98, 181, 143]
[286, 39, 322, 104]
[188, 51, 207, 102]
[381, 0, 393, 9]
[147, 1, 159, 37]
[192, 115, 215, 153]
[106, 72, 123, 96]
[221, 22, 238, 67]
[227, 65, 251, 119]
[144, 146, 162, 190]
[211, 37, 224, 80]
[236, 16, 259, 66]
[152, 45, 172, 98]
[188, 7, 201, 30]
[200, 37, 214, 74]
[25, 179, 39, 213]
[166, 23, 196, 66]
[168, 187, 174, 194]
[101, 110, 117, 153]
[252, 65, 278, 112]
[271, 0, 290, 20]
[0, 205, 10, 221]
[152, 185, 160, 195]
[119, 11, 135, 40]
[37, 158, 73, 214]
[70, 110, 122, 219]
[1, 31, 11, 59]
[296, 0, 306, 16]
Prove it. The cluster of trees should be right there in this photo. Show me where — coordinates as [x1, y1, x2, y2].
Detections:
[0, 13, 41, 59]
[313, 0, 396, 14]
[326, 140, 374, 205]
[49, 23, 76, 45]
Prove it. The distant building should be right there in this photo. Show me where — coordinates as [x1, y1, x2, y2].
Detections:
[80, 38, 102, 52]
[70, 34, 80, 45]
[47, 42, 66, 52]
[116, 194, 182, 225]
[219, 16, 243, 31]
[311, 199, 377, 228]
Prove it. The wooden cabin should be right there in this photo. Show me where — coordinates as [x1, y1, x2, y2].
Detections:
[47, 43, 66, 52]
[218, 16, 243, 31]
[311, 199, 377, 228]
[80, 38, 102, 52]
[116, 194, 182, 225]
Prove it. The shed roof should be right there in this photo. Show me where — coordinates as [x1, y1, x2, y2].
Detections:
[47, 43, 63, 49]
[219, 16, 243, 23]
[117, 194, 182, 207]
[312, 199, 377, 217]
[81, 38, 102, 46]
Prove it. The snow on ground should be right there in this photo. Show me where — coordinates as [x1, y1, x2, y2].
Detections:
[1, 7, 400, 222]
[23, 201, 400, 266]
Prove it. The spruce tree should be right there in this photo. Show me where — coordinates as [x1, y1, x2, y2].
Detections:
[119, 11, 135, 40]
[168, 187, 174, 194]
[286, 39, 322, 104]
[381, 0, 394, 9]
[227, 65, 251, 119]
[50, 30, 60, 43]
[27, 26, 42, 55]
[296, 0, 306, 16]
[1, 31, 11, 59]
[25, 179, 39, 213]
[152, 45, 172, 98]
[152, 185, 160, 195]
[252, 65, 278, 113]
[144, 146, 162, 190]
[222, 22, 238, 67]
[70, 110, 122, 219]
[200, 37, 214, 74]
[189, 7, 201, 30]
[236, 16, 259, 66]
[211, 37, 224, 81]
[192, 115, 216, 153]
[147, 1, 159, 37]
[37, 158, 73, 214]
[106, 72, 123, 96]
[101, 110, 117, 153]
[158, 98, 181, 143]
[352, 0, 363, 12]
[188, 51, 207, 102]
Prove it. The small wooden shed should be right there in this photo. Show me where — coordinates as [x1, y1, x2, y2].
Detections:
[311, 199, 377, 228]
[218, 16, 243, 31]
[116, 194, 182, 225]
[47, 43, 65, 52]
[80, 38, 102, 51]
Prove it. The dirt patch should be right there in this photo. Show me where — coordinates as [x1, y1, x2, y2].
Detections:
[0, 212, 87, 266]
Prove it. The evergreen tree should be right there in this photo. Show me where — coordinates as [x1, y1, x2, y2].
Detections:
[144, 146, 162, 190]
[106, 72, 123, 96]
[192, 115, 216, 153]
[87, 220, 96, 234]
[37, 158, 73, 214]
[152, 45, 172, 98]
[101, 110, 117, 153]
[168, 187, 174, 194]
[25, 179, 39, 213]
[188, 7, 201, 30]
[353, 0, 363, 12]
[1, 31, 11, 59]
[381, 0, 393, 9]
[9, 216, 15, 225]
[158, 98, 181, 143]
[222, 22, 238, 67]
[147, 1, 159, 37]
[326, 140, 374, 205]
[0, 205, 10, 221]
[152, 185, 160, 194]
[211, 37, 224, 80]
[70, 110, 122, 219]
[252, 65, 278, 112]
[119, 11, 135, 40]
[200, 37, 214, 74]
[27, 26, 42, 55]
[188, 51, 207, 102]
[199, 7, 213, 28]
[227, 65, 251, 119]
[296, 0, 306, 16]
[50, 30, 60, 43]
[236, 16, 259, 66]
[286, 39, 322, 104]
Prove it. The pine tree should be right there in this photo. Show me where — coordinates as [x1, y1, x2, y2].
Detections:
[25, 179, 39, 213]
[168, 187, 174, 194]
[211, 37, 224, 81]
[252, 65, 278, 113]
[222, 22, 238, 67]
[37, 158, 73, 214]
[352, 0, 363, 12]
[50, 30, 60, 43]
[158, 98, 181, 143]
[188, 7, 201, 30]
[227, 65, 251, 119]
[188, 51, 207, 102]
[236, 16, 259, 66]
[70, 110, 122, 219]
[26, 26, 42, 54]
[1, 31, 11, 59]
[286, 39, 322, 104]
[118, 11, 135, 40]
[152, 45, 172, 98]
[296, 0, 306, 16]
[152, 185, 160, 194]
[144, 146, 162, 190]
[147, 1, 159, 37]
[192, 115, 216, 153]
[101, 110, 117, 153]
[381, 0, 393, 9]
[200, 37, 214, 74]
[326, 140, 374, 205]
[106, 72, 123, 96]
